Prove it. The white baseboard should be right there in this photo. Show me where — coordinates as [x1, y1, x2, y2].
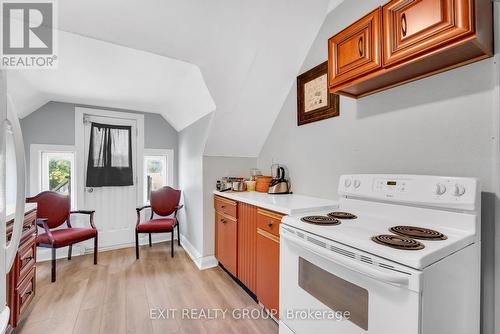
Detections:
[180, 234, 218, 270]
[36, 234, 176, 262]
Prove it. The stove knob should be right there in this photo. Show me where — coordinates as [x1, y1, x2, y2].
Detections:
[353, 179, 361, 188]
[434, 183, 446, 195]
[344, 179, 352, 188]
[452, 184, 466, 197]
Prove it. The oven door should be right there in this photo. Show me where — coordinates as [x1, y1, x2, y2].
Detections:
[280, 226, 421, 334]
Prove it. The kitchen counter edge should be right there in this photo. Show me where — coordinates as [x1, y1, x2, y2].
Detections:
[213, 190, 337, 215]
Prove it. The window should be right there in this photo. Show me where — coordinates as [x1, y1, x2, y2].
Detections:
[86, 122, 133, 187]
[30, 145, 77, 209]
[143, 149, 174, 203]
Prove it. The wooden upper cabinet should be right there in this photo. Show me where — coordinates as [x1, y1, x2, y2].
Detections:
[328, 0, 492, 98]
[383, 0, 472, 66]
[328, 7, 382, 89]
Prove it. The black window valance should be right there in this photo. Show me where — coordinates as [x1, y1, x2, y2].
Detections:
[86, 122, 133, 187]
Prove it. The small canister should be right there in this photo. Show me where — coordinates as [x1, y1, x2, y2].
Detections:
[245, 180, 256, 192]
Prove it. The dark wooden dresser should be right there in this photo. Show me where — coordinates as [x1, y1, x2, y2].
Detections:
[6, 208, 37, 333]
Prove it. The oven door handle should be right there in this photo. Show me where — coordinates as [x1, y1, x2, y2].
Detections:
[282, 231, 410, 287]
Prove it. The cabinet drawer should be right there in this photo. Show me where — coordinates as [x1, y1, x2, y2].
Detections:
[214, 196, 237, 219]
[7, 210, 37, 244]
[16, 237, 36, 283]
[15, 267, 36, 317]
[256, 208, 283, 237]
[328, 7, 382, 88]
[383, 0, 472, 66]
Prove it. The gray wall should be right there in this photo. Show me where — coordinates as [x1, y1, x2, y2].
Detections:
[20, 101, 179, 191]
[202, 156, 256, 255]
[257, 1, 498, 333]
[178, 113, 213, 259]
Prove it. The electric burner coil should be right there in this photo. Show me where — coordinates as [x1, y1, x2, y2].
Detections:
[301, 216, 341, 225]
[372, 234, 425, 250]
[390, 226, 447, 240]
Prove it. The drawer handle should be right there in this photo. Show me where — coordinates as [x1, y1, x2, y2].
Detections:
[221, 205, 226, 209]
[268, 222, 273, 228]
[22, 255, 33, 262]
[401, 13, 407, 37]
[220, 219, 226, 224]
[358, 36, 363, 57]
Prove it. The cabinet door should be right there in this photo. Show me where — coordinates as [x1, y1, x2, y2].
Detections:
[215, 213, 237, 277]
[238, 203, 257, 293]
[383, 0, 472, 66]
[328, 7, 382, 89]
[256, 229, 280, 318]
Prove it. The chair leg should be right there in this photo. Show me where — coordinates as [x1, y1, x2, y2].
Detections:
[51, 248, 56, 283]
[94, 233, 98, 265]
[177, 224, 180, 246]
[68, 245, 72, 260]
[171, 231, 174, 258]
[149, 233, 152, 247]
[135, 231, 139, 259]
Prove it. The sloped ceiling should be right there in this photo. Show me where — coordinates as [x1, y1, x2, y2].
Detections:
[9, 0, 339, 156]
[8, 31, 215, 130]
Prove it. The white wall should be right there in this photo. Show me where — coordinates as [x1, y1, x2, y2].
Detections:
[493, 4, 500, 334]
[257, 1, 498, 333]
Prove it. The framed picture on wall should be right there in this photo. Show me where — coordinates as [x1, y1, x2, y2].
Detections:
[297, 61, 339, 126]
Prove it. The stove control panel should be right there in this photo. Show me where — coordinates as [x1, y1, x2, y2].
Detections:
[339, 174, 479, 211]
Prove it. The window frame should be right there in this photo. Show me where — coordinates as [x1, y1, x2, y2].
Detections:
[30, 144, 77, 209]
[143, 148, 174, 204]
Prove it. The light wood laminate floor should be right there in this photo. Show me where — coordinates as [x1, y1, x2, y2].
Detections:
[16, 242, 278, 334]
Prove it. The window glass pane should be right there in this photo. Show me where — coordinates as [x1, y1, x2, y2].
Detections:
[45, 154, 72, 194]
[110, 128, 130, 167]
[91, 127, 105, 167]
[144, 155, 167, 202]
[40, 150, 76, 209]
[42, 152, 73, 195]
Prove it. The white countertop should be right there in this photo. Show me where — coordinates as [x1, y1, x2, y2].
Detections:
[213, 190, 337, 215]
[5, 203, 37, 223]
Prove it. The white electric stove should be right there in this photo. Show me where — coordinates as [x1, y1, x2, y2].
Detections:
[279, 174, 481, 334]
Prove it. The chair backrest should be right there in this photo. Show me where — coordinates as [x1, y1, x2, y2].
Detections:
[150, 186, 181, 217]
[26, 191, 70, 229]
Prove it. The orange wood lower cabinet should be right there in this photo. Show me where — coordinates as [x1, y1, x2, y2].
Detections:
[215, 212, 238, 277]
[214, 195, 283, 319]
[256, 228, 280, 318]
[237, 203, 257, 292]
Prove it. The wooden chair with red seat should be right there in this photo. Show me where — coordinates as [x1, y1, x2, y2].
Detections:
[135, 186, 183, 259]
[26, 191, 98, 282]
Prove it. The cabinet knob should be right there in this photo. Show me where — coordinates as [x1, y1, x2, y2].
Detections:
[401, 13, 408, 37]
[220, 219, 226, 224]
[268, 222, 273, 228]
